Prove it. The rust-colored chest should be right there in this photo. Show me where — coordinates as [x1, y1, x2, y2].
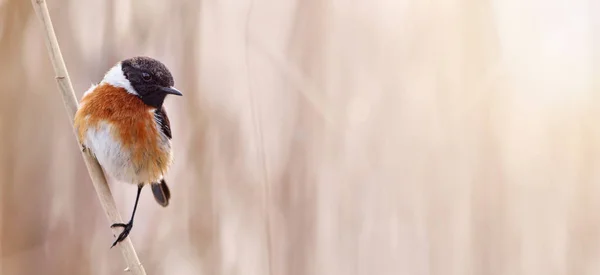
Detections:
[73, 84, 171, 183]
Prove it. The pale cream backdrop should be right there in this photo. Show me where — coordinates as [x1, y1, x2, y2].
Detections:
[1, 0, 599, 274]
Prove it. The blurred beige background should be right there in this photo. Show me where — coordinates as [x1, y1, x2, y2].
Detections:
[1, 0, 600, 274]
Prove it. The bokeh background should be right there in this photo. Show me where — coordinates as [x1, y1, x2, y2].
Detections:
[1, 0, 600, 274]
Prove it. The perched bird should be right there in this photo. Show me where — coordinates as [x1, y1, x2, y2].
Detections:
[73, 56, 182, 248]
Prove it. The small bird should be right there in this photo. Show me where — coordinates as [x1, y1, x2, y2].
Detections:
[73, 56, 182, 248]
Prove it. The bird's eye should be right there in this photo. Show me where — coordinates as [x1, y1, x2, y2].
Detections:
[142, 72, 152, 82]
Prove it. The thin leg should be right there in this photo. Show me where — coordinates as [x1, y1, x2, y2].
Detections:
[110, 184, 143, 248]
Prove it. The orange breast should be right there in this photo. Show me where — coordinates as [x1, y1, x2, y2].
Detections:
[74, 84, 170, 180]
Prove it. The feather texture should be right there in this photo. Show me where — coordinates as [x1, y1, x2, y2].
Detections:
[73, 83, 173, 184]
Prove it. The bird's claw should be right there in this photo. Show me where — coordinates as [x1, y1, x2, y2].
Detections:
[110, 223, 128, 228]
[110, 222, 133, 248]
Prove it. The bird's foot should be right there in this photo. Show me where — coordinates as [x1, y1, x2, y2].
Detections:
[110, 221, 133, 248]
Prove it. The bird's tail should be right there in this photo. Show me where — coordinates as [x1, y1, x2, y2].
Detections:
[151, 179, 171, 207]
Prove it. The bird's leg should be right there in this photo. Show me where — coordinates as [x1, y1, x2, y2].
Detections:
[110, 184, 144, 248]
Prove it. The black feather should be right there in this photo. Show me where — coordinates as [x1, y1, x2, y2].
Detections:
[151, 179, 171, 207]
[154, 107, 172, 139]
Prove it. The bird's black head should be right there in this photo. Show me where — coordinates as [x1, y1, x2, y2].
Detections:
[121, 56, 183, 108]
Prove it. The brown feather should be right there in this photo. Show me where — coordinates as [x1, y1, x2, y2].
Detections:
[73, 84, 172, 183]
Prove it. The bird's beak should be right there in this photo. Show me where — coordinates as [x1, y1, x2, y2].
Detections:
[161, 86, 183, 96]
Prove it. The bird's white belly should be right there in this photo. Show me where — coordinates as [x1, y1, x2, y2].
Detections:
[84, 121, 161, 184]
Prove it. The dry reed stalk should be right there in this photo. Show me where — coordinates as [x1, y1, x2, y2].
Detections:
[29, 0, 147, 274]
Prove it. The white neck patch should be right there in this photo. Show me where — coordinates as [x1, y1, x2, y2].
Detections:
[100, 62, 138, 95]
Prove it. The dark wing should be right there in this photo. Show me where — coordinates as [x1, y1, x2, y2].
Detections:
[154, 107, 172, 139]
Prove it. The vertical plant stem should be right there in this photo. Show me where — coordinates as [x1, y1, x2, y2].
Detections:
[29, 0, 147, 274]
[244, 1, 274, 274]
